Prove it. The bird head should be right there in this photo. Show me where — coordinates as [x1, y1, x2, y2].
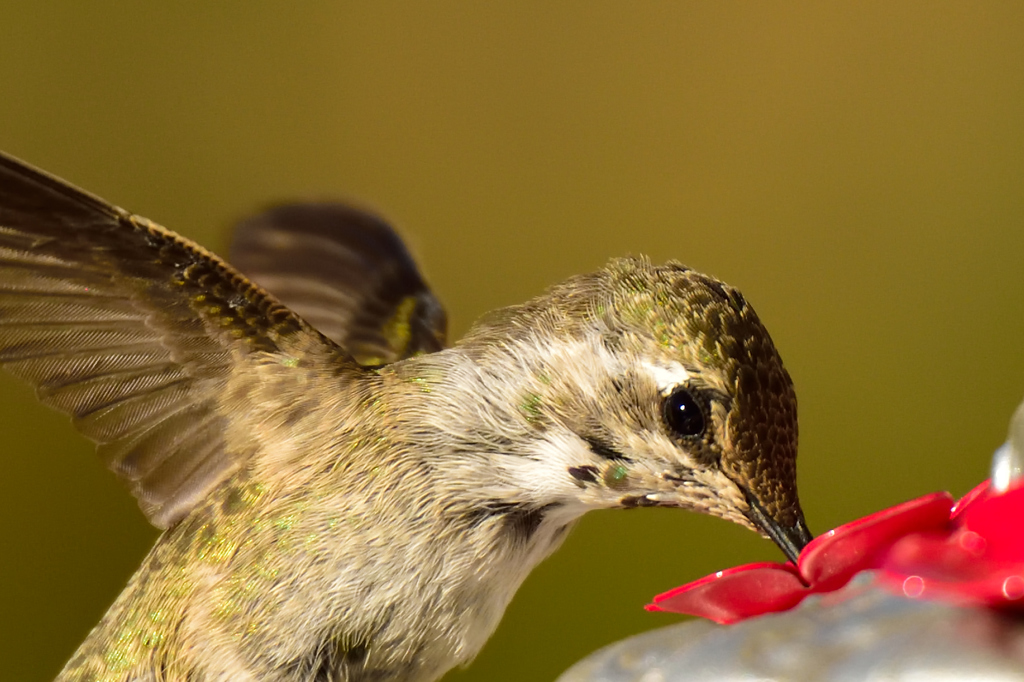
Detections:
[454, 257, 811, 561]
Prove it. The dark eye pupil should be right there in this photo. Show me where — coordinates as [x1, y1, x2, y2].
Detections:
[663, 389, 705, 438]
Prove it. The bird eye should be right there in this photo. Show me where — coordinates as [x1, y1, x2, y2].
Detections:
[662, 388, 705, 439]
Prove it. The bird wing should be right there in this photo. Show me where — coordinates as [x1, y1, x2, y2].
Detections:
[0, 152, 346, 528]
[228, 203, 447, 365]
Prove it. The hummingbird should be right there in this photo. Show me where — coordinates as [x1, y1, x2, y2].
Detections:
[0, 152, 812, 682]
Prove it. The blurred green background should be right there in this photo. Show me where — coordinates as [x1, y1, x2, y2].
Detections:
[1, 3, 1023, 681]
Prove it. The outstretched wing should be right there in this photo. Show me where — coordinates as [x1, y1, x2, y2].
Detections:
[0, 152, 342, 528]
[229, 203, 447, 365]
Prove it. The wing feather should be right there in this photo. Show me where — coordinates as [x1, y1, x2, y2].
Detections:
[0, 152, 344, 527]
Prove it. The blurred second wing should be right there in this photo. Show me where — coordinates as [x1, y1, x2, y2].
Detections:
[230, 203, 447, 365]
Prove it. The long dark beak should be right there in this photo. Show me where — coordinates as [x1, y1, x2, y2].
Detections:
[744, 493, 813, 564]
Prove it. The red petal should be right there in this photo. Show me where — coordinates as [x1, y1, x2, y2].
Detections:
[957, 483, 1024, 563]
[884, 529, 992, 582]
[950, 480, 993, 520]
[875, 482, 1024, 607]
[648, 562, 808, 624]
[797, 492, 954, 592]
[878, 569, 1024, 609]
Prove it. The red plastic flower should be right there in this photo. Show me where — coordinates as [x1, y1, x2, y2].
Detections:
[647, 480, 1024, 624]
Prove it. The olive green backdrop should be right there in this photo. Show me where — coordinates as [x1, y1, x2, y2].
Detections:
[2, 3, 1023, 681]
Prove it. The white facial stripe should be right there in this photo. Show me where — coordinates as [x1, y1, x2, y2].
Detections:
[642, 361, 690, 395]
